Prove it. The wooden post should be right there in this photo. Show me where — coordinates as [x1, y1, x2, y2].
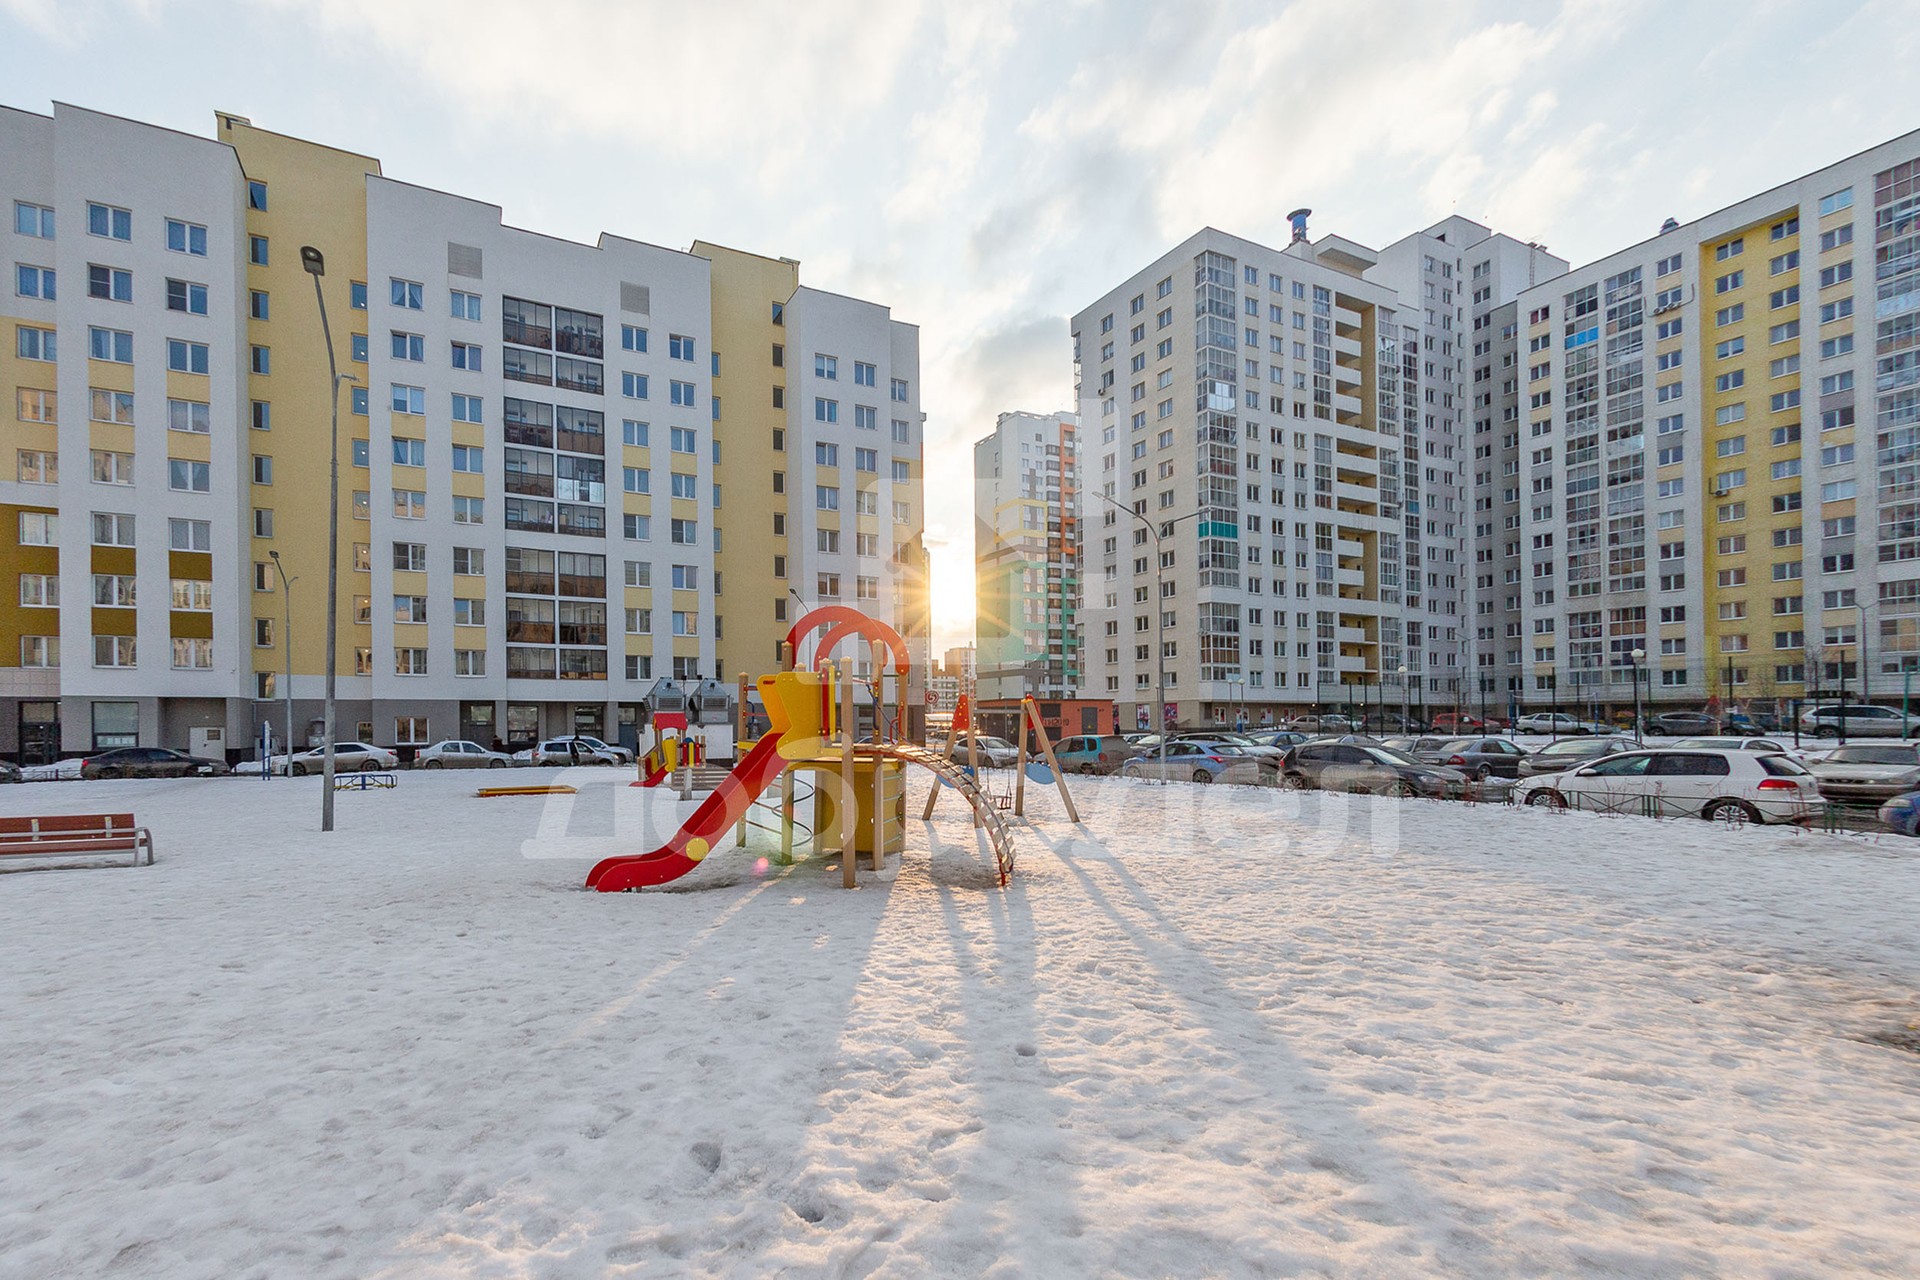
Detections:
[870, 641, 887, 870]
[778, 767, 796, 865]
[922, 691, 961, 820]
[735, 670, 751, 847]
[840, 661, 857, 888]
[1026, 696, 1081, 823]
[1014, 713, 1028, 816]
[780, 640, 794, 673]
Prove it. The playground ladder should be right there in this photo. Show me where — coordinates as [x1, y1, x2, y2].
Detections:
[883, 744, 1016, 885]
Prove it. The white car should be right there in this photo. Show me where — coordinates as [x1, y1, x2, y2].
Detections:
[414, 740, 515, 769]
[1513, 712, 1605, 735]
[1668, 736, 1809, 764]
[525, 737, 623, 766]
[270, 743, 399, 777]
[1512, 747, 1819, 825]
[949, 736, 1019, 768]
[570, 734, 634, 765]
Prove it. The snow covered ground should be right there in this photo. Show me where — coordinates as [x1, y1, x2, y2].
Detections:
[2, 769, 1917, 1277]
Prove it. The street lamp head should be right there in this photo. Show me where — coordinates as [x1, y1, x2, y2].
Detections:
[1397, 664, 1408, 675]
[299, 245, 325, 277]
[268, 548, 281, 563]
[1632, 647, 1645, 662]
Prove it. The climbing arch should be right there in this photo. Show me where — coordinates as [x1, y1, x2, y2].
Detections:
[786, 605, 910, 673]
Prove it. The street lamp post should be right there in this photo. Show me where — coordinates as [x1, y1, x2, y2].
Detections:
[268, 550, 296, 777]
[1631, 647, 1645, 744]
[1097, 492, 1199, 784]
[299, 246, 356, 832]
[1397, 663, 1409, 731]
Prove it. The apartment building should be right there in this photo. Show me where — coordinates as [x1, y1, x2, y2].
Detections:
[973, 410, 1080, 701]
[1075, 223, 1423, 729]
[1, 102, 923, 759]
[1516, 129, 1920, 717]
[1366, 220, 1568, 713]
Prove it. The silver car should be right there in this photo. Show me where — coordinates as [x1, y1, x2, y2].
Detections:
[415, 739, 515, 769]
[1808, 743, 1920, 805]
[1797, 704, 1920, 738]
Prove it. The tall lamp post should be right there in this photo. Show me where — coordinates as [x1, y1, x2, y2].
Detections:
[1397, 663, 1409, 731]
[299, 246, 355, 832]
[1630, 646, 1645, 744]
[1097, 492, 1199, 784]
[268, 550, 296, 776]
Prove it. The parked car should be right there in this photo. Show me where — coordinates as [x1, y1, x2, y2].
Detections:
[1429, 712, 1502, 734]
[1668, 736, 1807, 763]
[1278, 741, 1468, 797]
[1053, 734, 1134, 775]
[1643, 711, 1720, 737]
[1118, 740, 1269, 784]
[78, 746, 231, 780]
[521, 737, 624, 767]
[1797, 704, 1920, 739]
[945, 735, 1019, 768]
[1513, 748, 1818, 824]
[1877, 790, 1920, 836]
[1518, 735, 1642, 778]
[1432, 737, 1530, 780]
[414, 740, 515, 769]
[274, 742, 400, 776]
[1285, 714, 1356, 735]
[1246, 729, 1308, 750]
[571, 734, 635, 765]
[1807, 743, 1920, 805]
[0, 760, 19, 784]
[1169, 731, 1285, 761]
[1513, 712, 1605, 736]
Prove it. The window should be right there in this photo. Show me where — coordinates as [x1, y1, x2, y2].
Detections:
[450, 289, 481, 321]
[395, 649, 428, 676]
[165, 278, 208, 314]
[1770, 286, 1799, 310]
[91, 512, 135, 546]
[670, 426, 698, 453]
[89, 388, 133, 424]
[668, 334, 695, 361]
[1715, 270, 1744, 293]
[92, 573, 136, 607]
[250, 289, 269, 320]
[1771, 215, 1799, 240]
[1818, 261, 1853, 289]
[87, 264, 133, 302]
[394, 490, 427, 519]
[393, 541, 427, 572]
[14, 201, 55, 238]
[854, 405, 878, 430]
[86, 202, 131, 241]
[814, 353, 837, 379]
[1770, 251, 1799, 275]
[252, 455, 273, 485]
[669, 381, 696, 407]
[390, 278, 424, 309]
[391, 331, 425, 362]
[854, 447, 877, 472]
[17, 573, 57, 608]
[816, 485, 839, 510]
[622, 420, 649, 448]
[168, 459, 210, 493]
[452, 393, 483, 423]
[854, 361, 876, 386]
[451, 444, 484, 474]
[250, 345, 270, 374]
[670, 472, 698, 499]
[452, 546, 485, 576]
[621, 324, 647, 352]
[393, 594, 428, 623]
[391, 437, 426, 467]
[168, 518, 209, 551]
[165, 338, 207, 373]
[670, 518, 697, 545]
[391, 384, 426, 415]
[15, 264, 55, 298]
[622, 371, 649, 399]
[93, 636, 137, 668]
[16, 449, 57, 483]
[891, 378, 910, 402]
[623, 514, 651, 540]
[19, 512, 58, 545]
[248, 235, 269, 265]
[1818, 188, 1853, 216]
[16, 325, 56, 362]
[815, 442, 839, 466]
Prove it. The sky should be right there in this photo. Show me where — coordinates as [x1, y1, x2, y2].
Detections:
[5, 0, 1916, 652]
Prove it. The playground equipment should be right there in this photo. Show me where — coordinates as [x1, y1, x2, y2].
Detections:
[478, 783, 578, 798]
[585, 609, 1079, 893]
[635, 711, 703, 788]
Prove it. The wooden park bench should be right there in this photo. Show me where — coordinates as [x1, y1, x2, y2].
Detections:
[0, 814, 154, 869]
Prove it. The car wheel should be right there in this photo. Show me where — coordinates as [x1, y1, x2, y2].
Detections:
[489, 759, 506, 769]
[1526, 789, 1567, 810]
[1816, 726, 1837, 739]
[1191, 769, 1213, 784]
[291, 763, 307, 777]
[424, 759, 443, 770]
[1282, 772, 1311, 790]
[359, 758, 378, 772]
[1474, 765, 1493, 782]
[1383, 780, 1417, 798]
[1703, 798, 1761, 827]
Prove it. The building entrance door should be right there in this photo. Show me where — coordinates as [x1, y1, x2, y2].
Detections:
[19, 701, 58, 765]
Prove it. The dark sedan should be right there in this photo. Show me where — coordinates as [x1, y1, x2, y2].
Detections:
[1517, 735, 1642, 778]
[1431, 737, 1529, 779]
[1645, 711, 1718, 737]
[1279, 742, 1468, 797]
[79, 746, 232, 780]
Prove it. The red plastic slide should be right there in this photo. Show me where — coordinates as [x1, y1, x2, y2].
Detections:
[586, 732, 788, 891]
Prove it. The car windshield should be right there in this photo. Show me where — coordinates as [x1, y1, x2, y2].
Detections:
[1368, 746, 1422, 765]
[1824, 746, 1918, 765]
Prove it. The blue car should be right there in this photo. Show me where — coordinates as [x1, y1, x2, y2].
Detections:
[1879, 791, 1920, 836]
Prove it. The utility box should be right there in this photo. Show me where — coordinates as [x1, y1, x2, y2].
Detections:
[190, 726, 225, 759]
